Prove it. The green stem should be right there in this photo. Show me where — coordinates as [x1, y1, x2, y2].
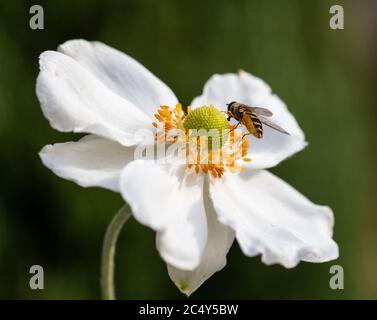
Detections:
[101, 204, 131, 300]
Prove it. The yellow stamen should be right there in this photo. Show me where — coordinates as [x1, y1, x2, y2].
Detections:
[152, 104, 251, 178]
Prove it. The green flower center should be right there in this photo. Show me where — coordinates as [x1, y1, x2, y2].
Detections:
[152, 103, 251, 178]
[183, 106, 229, 150]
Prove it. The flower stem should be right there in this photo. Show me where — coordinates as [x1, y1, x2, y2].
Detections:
[101, 204, 131, 300]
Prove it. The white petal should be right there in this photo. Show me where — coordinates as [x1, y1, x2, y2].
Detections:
[209, 170, 339, 268]
[167, 177, 235, 296]
[58, 39, 178, 117]
[191, 71, 307, 169]
[120, 161, 207, 270]
[40, 135, 134, 192]
[36, 51, 151, 146]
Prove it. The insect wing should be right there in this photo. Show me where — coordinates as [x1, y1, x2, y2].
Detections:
[247, 106, 273, 117]
[258, 116, 290, 135]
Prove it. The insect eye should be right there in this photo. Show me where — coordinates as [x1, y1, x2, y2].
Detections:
[227, 101, 236, 110]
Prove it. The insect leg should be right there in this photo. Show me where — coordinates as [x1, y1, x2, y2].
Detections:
[229, 122, 241, 132]
[242, 132, 251, 140]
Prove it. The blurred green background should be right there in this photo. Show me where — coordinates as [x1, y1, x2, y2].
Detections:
[0, 0, 376, 299]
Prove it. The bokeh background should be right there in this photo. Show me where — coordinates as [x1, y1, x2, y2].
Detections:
[0, 0, 376, 299]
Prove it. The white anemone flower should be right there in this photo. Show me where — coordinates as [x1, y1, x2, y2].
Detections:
[37, 39, 338, 296]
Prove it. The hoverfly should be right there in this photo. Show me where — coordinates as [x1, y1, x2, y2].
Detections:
[226, 101, 290, 139]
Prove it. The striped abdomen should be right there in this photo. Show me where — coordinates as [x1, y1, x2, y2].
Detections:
[243, 111, 263, 138]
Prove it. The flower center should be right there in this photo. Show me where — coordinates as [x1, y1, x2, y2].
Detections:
[152, 104, 251, 178]
[183, 105, 229, 150]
